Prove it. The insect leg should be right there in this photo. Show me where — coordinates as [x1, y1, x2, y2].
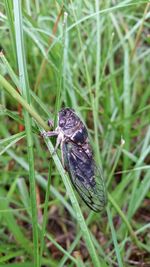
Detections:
[60, 140, 65, 168]
[41, 131, 58, 137]
[47, 119, 54, 127]
[52, 132, 64, 154]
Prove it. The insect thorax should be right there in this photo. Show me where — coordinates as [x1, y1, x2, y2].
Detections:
[70, 123, 88, 144]
[58, 108, 88, 145]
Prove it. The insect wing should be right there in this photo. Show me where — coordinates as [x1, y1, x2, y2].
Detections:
[63, 142, 107, 212]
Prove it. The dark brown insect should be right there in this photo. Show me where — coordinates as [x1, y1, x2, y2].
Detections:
[43, 108, 107, 212]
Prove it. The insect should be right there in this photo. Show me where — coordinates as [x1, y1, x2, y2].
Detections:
[43, 108, 107, 212]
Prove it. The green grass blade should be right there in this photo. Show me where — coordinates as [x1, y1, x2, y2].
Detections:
[107, 206, 123, 267]
[13, 1, 39, 265]
[0, 191, 32, 255]
[39, 161, 52, 266]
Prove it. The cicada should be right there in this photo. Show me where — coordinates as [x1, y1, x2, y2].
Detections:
[43, 108, 107, 212]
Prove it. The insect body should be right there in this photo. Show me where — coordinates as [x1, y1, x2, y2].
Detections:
[43, 108, 107, 212]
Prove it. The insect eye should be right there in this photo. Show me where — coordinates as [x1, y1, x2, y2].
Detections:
[59, 118, 66, 127]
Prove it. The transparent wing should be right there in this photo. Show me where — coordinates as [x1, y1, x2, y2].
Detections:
[63, 142, 107, 212]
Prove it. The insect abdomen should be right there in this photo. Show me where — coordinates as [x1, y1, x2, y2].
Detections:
[62, 141, 107, 212]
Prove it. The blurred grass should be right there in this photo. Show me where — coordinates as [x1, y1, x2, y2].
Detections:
[0, 0, 150, 266]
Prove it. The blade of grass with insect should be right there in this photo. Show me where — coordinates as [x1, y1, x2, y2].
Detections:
[6, 147, 98, 266]
[40, 130, 106, 267]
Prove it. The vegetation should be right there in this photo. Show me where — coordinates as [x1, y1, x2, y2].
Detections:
[0, 1, 150, 266]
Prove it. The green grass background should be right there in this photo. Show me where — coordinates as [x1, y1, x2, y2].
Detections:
[0, 0, 150, 266]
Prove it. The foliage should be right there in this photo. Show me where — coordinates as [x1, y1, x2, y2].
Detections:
[0, 0, 150, 266]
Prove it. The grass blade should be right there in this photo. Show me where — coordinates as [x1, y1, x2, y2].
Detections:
[13, 1, 39, 265]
